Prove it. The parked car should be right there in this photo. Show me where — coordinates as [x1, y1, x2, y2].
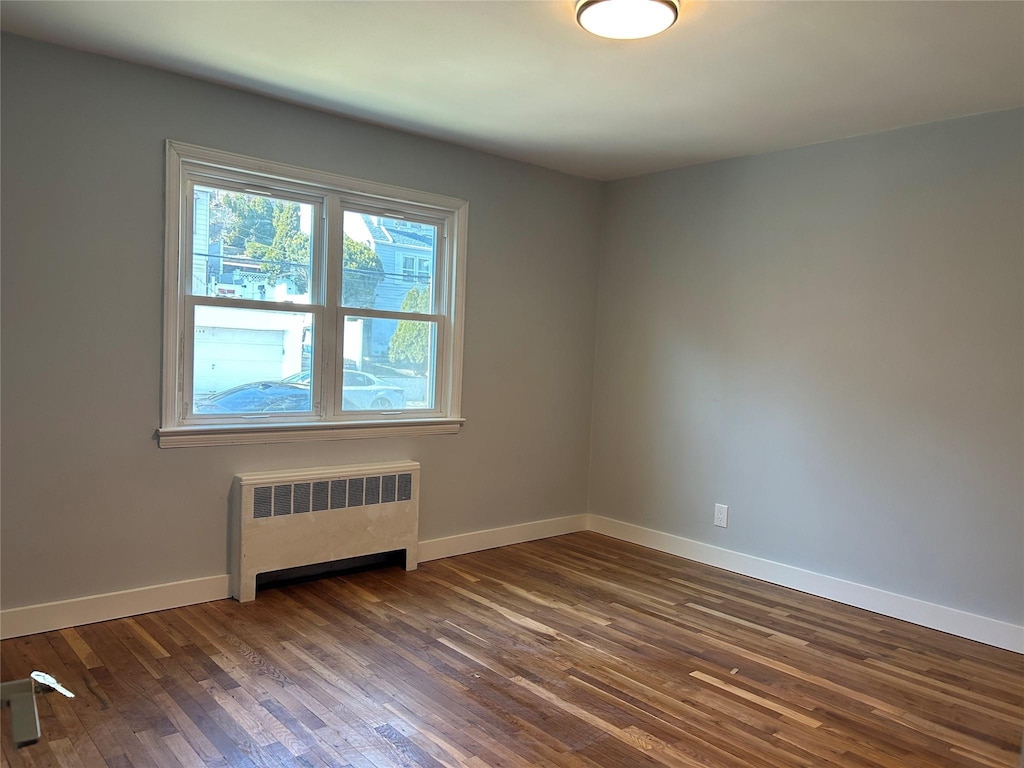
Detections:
[194, 381, 312, 414]
[361, 361, 415, 378]
[343, 370, 406, 410]
[278, 370, 406, 411]
[280, 371, 311, 385]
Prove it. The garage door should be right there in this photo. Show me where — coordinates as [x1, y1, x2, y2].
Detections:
[194, 326, 286, 396]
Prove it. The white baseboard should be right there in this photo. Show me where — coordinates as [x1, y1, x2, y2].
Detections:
[0, 575, 230, 640]
[3, 514, 1020, 653]
[587, 515, 1024, 654]
[0, 516, 589, 639]
[418, 514, 589, 562]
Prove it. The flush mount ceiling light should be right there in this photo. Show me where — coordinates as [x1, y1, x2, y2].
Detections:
[575, 0, 679, 40]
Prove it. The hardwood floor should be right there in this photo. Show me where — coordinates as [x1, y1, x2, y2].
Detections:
[1, 532, 1021, 767]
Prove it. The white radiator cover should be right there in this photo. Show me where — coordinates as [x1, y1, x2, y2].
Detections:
[231, 461, 419, 602]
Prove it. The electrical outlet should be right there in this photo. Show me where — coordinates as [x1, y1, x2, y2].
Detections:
[714, 504, 729, 528]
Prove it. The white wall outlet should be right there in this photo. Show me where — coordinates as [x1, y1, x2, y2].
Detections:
[714, 503, 729, 528]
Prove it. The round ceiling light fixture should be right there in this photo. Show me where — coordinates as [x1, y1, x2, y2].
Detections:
[575, 0, 679, 40]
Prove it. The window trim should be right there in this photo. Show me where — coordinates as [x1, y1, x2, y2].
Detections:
[158, 141, 468, 448]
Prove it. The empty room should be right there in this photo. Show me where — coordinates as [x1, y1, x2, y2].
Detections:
[1, 1, 1022, 766]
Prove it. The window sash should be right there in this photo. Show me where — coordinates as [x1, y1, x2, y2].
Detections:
[185, 176, 326, 306]
[336, 312, 445, 420]
[182, 297, 325, 424]
[338, 202, 446, 316]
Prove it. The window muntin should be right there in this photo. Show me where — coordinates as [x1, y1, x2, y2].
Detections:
[162, 142, 467, 443]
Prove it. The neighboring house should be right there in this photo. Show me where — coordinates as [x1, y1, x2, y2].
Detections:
[358, 214, 434, 360]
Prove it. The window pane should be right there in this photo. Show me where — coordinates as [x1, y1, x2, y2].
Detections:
[192, 186, 314, 303]
[342, 211, 435, 311]
[341, 315, 435, 411]
[193, 305, 313, 415]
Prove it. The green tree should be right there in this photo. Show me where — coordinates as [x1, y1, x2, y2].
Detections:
[388, 286, 430, 370]
[211, 193, 312, 293]
[246, 203, 312, 292]
[216, 193, 275, 249]
[342, 235, 385, 307]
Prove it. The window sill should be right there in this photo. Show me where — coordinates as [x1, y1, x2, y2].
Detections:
[156, 418, 465, 448]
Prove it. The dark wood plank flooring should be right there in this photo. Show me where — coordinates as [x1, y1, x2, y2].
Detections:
[2, 532, 1021, 767]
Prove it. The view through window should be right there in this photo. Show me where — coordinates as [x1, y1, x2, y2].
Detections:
[161, 143, 467, 445]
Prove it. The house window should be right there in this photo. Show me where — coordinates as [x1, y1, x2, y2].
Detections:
[159, 142, 468, 447]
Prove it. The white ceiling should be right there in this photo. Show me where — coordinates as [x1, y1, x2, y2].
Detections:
[2, 1, 1022, 180]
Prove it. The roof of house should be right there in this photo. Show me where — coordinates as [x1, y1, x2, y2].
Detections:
[362, 215, 433, 250]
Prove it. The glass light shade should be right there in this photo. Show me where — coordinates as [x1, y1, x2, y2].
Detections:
[576, 0, 679, 40]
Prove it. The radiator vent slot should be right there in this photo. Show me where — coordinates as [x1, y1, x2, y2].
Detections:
[331, 479, 347, 509]
[347, 477, 364, 508]
[233, 462, 420, 602]
[365, 476, 381, 505]
[398, 472, 413, 502]
[293, 483, 311, 514]
[381, 474, 397, 503]
[312, 481, 330, 512]
[253, 486, 272, 519]
[273, 485, 292, 516]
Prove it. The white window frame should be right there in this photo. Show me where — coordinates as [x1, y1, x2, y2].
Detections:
[158, 141, 468, 448]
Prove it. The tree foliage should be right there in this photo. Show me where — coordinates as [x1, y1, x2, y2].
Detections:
[208, 193, 386, 303]
[215, 193, 275, 250]
[388, 286, 430, 370]
[211, 192, 313, 293]
[342, 235, 385, 307]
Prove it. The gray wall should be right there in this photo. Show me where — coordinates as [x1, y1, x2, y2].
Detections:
[590, 109, 1024, 624]
[0, 35, 603, 608]
[3, 33, 1021, 629]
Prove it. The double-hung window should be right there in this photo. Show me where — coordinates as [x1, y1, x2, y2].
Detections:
[159, 142, 467, 447]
